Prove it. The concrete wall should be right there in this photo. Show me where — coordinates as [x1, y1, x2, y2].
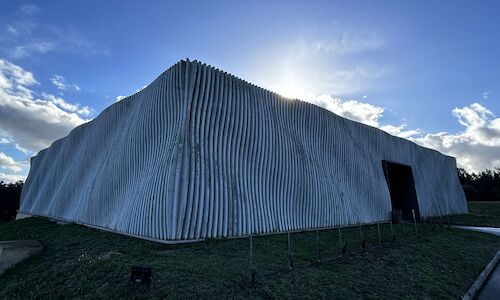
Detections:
[19, 60, 467, 242]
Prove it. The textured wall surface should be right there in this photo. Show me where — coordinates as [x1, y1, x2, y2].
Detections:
[20, 60, 467, 242]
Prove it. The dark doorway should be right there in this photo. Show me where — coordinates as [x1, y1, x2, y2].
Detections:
[382, 160, 421, 223]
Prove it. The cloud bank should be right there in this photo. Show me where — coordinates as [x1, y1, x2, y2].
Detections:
[412, 103, 500, 173]
[302, 94, 499, 173]
[0, 57, 498, 182]
[0, 59, 91, 182]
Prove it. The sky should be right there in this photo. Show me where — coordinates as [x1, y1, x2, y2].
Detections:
[0, 1, 499, 183]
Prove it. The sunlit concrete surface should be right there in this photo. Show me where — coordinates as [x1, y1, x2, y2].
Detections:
[453, 225, 500, 237]
[19, 60, 468, 243]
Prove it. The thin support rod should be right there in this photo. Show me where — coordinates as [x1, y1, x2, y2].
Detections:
[412, 209, 418, 236]
[338, 228, 343, 245]
[338, 227, 346, 255]
[249, 234, 255, 284]
[377, 222, 382, 248]
[287, 231, 293, 271]
[390, 220, 394, 236]
[359, 224, 366, 249]
[402, 219, 407, 237]
[316, 230, 321, 263]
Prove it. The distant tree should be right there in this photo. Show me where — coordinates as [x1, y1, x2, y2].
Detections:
[457, 168, 500, 201]
[0, 180, 23, 222]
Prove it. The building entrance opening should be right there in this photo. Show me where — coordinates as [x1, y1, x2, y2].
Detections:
[382, 160, 421, 223]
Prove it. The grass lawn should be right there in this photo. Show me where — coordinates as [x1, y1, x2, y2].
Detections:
[468, 201, 500, 216]
[0, 202, 499, 299]
[447, 201, 500, 228]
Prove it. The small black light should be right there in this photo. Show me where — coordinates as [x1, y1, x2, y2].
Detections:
[130, 266, 152, 285]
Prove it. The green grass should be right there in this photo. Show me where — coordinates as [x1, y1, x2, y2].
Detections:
[0, 202, 499, 299]
[468, 202, 500, 216]
[445, 201, 500, 228]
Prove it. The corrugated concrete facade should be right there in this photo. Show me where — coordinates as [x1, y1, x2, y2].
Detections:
[19, 60, 467, 242]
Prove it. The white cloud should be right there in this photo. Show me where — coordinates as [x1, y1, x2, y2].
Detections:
[50, 75, 81, 91]
[9, 42, 55, 58]
[482, 91, 491, 99]
[115, 95, 126, 102]
[0, 59, 90, 152]
[15, 143, 32, 155]
[305, 27, 383, 56]
[302, 94, 420, 139]
[295, 94, 500, 172]
[1, 6, 109, 59]
[137, 85, 148, 92]
[0, 59, 37, 87]
[115, 85, 147, 102]
[0, 152, 25, 173]
[42, 93, 92, 116]
[306, 94, 383, 126]
[379, 124, 420, 139]
[0, 136, 12, 144]
[20, 4, 40, 15]
[412, 103, 500, 173]
[452, 103, 493, 128]
[0, 172, 25, 183]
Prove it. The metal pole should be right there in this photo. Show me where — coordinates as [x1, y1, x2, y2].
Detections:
[287, 231, 293, 271]
[412, 209, 418, 236]
[390, 220, 394, 236]
[377, 222, 382, 248]
[338, 228, 343, 245]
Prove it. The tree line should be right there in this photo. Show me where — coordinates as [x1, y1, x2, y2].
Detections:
[0, 180, 23, 222]
[458, 168, 500, 202]
[0, 168, 498, 222]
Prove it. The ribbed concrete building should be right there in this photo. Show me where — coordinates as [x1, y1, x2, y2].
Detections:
[19, 60, 467, 243]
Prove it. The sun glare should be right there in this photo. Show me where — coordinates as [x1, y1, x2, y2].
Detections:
[272, 74, 306, 100]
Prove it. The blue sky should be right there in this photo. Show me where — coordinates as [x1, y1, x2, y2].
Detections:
[0, 1, 499, 182]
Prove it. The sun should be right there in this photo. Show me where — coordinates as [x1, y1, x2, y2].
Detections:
[272, 74, 306, 100]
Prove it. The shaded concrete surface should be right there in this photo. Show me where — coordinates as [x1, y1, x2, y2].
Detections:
[452, 225, 500, 237]
[0, 240, 43, 275]
[476, 262, 500, 300]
